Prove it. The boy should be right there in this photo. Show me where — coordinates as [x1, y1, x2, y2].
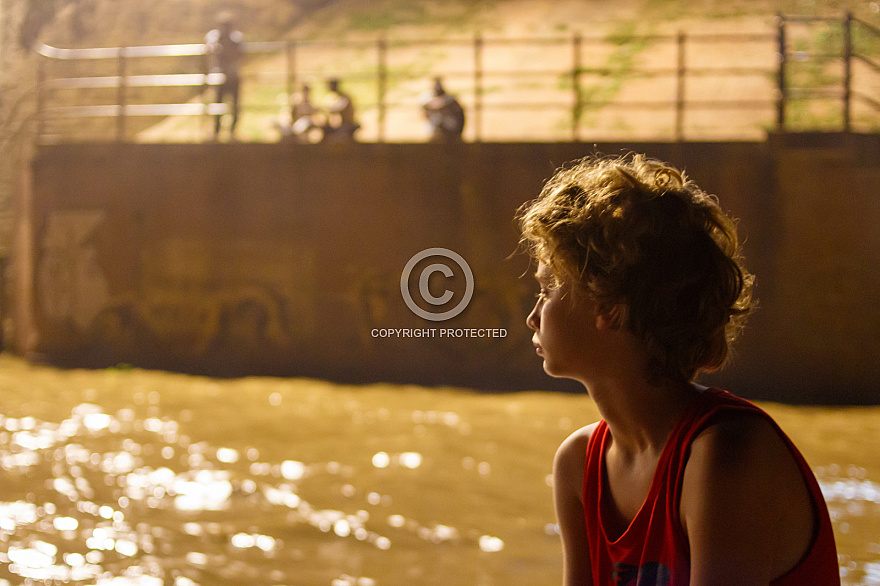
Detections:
[518, 155, 839, 585]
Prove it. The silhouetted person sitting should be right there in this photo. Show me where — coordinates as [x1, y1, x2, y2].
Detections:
[205, 12, 244, 140]
[275, 83, 321, 143]
[321, 77, 359, 143]
[422, 77, 465, 142]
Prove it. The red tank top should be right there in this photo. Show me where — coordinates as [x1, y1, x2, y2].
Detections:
[582, 387, 840, 585]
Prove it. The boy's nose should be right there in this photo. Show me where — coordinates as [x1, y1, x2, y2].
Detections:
[526, 302, 539, 331]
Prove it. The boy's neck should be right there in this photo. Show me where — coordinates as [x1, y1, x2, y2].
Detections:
[588, 377, 702, 458]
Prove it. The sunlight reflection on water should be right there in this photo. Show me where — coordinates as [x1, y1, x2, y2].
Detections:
[817, 465, 880, 586]
[0, 402, 512, 585]
[0, 393, 877, 585]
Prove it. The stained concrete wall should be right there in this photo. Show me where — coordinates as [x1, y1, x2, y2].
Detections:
[15, 136, 880, 403]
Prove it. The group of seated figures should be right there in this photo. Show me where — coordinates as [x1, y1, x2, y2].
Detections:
[273, 76, 465, 143]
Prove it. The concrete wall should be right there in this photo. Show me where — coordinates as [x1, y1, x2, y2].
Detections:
[15, 136, 880, 403]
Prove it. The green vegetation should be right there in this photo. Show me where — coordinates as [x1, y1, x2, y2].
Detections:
[785, 97, 846, 131]
[562, 20, 653, 128]
[305, 0, 493, 38]
[345, 3, 433, 31]
[639, 0, 880, 22]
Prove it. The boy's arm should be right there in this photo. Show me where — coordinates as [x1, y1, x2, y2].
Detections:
[553, 424, 598, 586]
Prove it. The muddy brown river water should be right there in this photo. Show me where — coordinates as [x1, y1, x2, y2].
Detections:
[0, 356, 877, 585]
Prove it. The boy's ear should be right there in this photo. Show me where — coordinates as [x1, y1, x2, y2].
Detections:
[596, 303, 624, 331]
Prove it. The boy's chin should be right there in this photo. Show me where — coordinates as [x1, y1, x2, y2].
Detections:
[542, 361, 584, 384]
[542, 361, 567, 379]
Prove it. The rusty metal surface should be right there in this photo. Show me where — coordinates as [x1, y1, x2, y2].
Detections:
[17, 139, 880, 403]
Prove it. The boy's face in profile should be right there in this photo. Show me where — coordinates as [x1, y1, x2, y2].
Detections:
[527, 262, 605, 381]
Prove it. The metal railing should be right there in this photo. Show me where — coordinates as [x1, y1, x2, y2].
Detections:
[31, 13, 880, 143]
[777, 13, 880, 131]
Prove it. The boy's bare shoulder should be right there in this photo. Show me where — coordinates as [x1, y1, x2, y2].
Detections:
[686, 412, 792, 475]
[681, 412, 817, 580]
[681, 412, 802, 509]
[554, 421, 602, 475]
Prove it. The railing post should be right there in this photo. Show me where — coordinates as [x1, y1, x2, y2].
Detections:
[377, 36, 387, 143]
[474, 33, 483, 142]
[572, 33, 582, 141]
[776, 14, 787, 132]
[36, 57, 46, 141]
[201, 43, 210, 137]
[843, 12, 853, 132]
[675, 31, 686, 141]
[117, 46, 127, 141]
[286, 39, 297, 99]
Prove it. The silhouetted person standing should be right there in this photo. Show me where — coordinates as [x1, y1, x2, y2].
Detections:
[205, 12, 243, 139]
[422, 77, 465, 142]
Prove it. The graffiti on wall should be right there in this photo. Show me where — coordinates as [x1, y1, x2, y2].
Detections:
[133, 237, 317, 356]
[36, 211, 318, 368]
[37, 210, 109, 331]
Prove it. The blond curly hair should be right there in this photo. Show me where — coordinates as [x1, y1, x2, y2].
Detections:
[518, 154, 754, 383]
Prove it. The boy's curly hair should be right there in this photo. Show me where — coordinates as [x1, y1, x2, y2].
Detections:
[517, 154, 754, 383]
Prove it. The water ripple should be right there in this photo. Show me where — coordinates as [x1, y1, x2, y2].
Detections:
[0, 403, 470, 584]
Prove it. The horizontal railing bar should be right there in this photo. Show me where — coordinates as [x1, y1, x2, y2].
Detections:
[684, 33, 777, 43]
[46, 98, 779, 118]
[48, 73, 226, 89]
[682, 67, 776, 76]
[46, 103, 227, 117]
[34, 31, 781, 62]
[466, 37, 583, 46]
[588, 100, 775, 110]
[37, 42, 206, 59]
[279, 66, 775, 83]
[255, 33, 773, 48]
[787, 88, 845, 98]
[676, 100, 776, 109]
[781, 15, 843, 24]
[36, 41, 304, 60]
[464, 66, 771, 78]
[471, 101, 771, 111]
[45, 65, 778, 92]
[784, 51, 849, 61]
